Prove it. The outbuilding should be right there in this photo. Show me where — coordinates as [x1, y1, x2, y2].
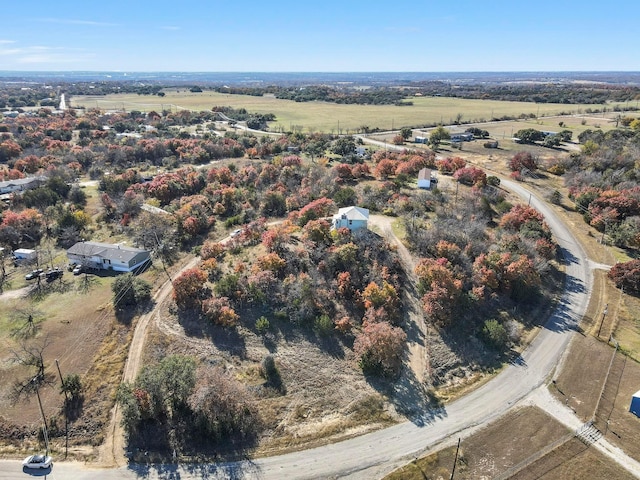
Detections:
[417, 168, 435, 189]
[13, 248, 37, 262]
[630, 390, 640, 417]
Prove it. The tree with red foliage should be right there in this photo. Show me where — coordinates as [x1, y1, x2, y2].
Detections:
[453, 166, 487, 186]
[0, 139, 22, 162]
[435, 156, 466, 174]
[333, 163, 353, 180]
[201, 240, 225, 260]
[173, 268, 208, 308]
[499, 204, 548, 234]
[508, 151, 538, 172]
[296, 197, 336, 226]
[374, 159, 397, 179]
[201, 296, 239, 326]
[608, 260, 640, 294]
[354, 321, 406, 377]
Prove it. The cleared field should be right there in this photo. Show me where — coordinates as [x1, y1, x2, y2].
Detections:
[70, 90, 627, 133]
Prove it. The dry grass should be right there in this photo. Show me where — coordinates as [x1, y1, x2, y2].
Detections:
[511, 437, 636, 480]
[70, 90, 626, 133]
[385, 406, 636, 480]
[385, 407, 571, 479]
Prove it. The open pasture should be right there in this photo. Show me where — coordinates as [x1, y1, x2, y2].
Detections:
[70, 90, 627, 133]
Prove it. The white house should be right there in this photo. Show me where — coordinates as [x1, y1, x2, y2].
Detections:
[0, 176, 47, 195]
[67, 241, 151, 273]
[630, 390, 640, 418]
[331, 206, 369, 231]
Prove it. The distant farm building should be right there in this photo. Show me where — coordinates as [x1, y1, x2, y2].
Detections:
[331, 206, 369, 231]
[417, 168, 436, 189]
[450, 132, 474, 143]
[67, 241, 151, 273]
[630, 390, 640, 418]
[415, 136, 427, 144]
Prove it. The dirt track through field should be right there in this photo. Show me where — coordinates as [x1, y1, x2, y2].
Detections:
[97, 257, 201, 467]
[368, 215, 427, 387]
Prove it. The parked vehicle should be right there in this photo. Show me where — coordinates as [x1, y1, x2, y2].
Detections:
[231, 228, 242, 238]
[72, 265, 83, 275]
[22, 454, 52, 469]
[45, 269, 63, 281]
[25, 269, 43, 280]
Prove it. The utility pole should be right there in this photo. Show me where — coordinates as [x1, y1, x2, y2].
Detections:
[598, 303, 608, 338]
[33, 378, 50, 457]
[450, 438, 461, 480]
[55, 359, 69, 458]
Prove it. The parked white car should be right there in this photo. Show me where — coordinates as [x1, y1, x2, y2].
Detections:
[22, 454, 52, 469]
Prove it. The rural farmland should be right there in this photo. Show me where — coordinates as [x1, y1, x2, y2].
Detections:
[70, 90, 629, 133]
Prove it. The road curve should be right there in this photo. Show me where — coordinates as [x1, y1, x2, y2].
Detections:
[0, 181, 593, 479]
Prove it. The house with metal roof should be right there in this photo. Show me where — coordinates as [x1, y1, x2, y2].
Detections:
[66, 241, 151, 273]
[331, 206, 369, 231]
[0, 176, 47, 195]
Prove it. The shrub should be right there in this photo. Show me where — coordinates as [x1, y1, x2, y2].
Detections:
[482, 319, 508, 350]
[313, 314, 334, 336]
[255, 316, 270, 334]
[261, 355, 284, 392]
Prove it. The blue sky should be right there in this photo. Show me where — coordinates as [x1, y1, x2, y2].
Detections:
[1, 0, 638, 72]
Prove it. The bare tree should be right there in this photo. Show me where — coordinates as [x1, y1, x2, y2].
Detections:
[10, 337, 53, 403]
[9, 305, 45, 340]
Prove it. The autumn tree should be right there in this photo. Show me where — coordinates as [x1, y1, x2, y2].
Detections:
[354, 321, 406, 377]
[172, 268, 208, 308]
[608, 259, 640, 294]
[201, 296, 239, 326]
[508, 151, 538, 172]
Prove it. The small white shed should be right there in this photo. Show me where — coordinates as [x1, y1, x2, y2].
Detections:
[417, 168, 433, 189]
[630, 390, 640, 417]
[13, 248, 37, 261]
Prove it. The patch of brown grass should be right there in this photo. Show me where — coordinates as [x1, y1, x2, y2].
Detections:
[387, 405, 636, 480]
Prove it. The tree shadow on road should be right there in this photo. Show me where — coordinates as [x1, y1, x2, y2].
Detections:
[128, 457, 263, 480]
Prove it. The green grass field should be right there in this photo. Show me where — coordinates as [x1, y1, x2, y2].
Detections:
[70, 90, 627, 133]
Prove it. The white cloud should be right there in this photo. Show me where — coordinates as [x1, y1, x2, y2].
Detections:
[0, 40, 16, 44]
[0, 43, 95, 66]
[36, 18, 120, 27]
[161, 26, 180, 31]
